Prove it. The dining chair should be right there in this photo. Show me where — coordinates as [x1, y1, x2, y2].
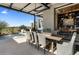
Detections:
[56, 32, 77, 55]
[37, 33, 54, 54]
[74, 34, 79, 55]
[32, 32, 38, 44]
[37, 33, 46, 53]
[37, 33, 46, 47]
[31, 32, 39, 49]
[29, 31, 35, 44]
[26, 31, 31, 42]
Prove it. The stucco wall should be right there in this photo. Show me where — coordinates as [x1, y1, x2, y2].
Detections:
[42, 3, 68, 32]
[43, 7, 54, 32]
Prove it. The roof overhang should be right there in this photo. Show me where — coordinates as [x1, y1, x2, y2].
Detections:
[0, 3, 51, 18]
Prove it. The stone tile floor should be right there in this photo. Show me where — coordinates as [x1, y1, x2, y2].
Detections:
[0, 34, 49, 55]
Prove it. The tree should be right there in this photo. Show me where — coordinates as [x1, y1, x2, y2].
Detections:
[19, 25, 30, 31]
[19, 25, 26, 30]
[0, 20, 8, 34]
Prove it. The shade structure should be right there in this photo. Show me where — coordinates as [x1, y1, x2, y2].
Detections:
[0, 3, 51, 17]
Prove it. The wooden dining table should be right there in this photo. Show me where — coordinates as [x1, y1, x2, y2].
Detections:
[42, 32, 64, 53]
[42, 32, 64, 42]
[46, 35, 63, 41]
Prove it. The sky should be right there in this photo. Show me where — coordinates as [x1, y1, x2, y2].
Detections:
[0, 7, 39, 27]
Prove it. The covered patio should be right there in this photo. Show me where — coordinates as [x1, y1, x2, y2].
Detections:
[0, 3, 79, 55]
[0, 3, 52, 55]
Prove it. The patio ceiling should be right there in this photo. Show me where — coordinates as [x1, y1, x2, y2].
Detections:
[0, 3, 51, 17]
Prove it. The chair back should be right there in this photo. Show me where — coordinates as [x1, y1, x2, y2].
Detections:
[30, 32, 35, 42]
[37, 33, 46, 47]
[26, 31, 31, 42]
[70, 32, 77, 45]
[33, 32, 38, 44]
[57, 32, 77, 55]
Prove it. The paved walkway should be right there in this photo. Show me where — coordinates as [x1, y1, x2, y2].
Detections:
[0, 34, 45, 55]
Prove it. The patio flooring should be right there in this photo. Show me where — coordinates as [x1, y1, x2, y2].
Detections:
[0, 34, 45, 55]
